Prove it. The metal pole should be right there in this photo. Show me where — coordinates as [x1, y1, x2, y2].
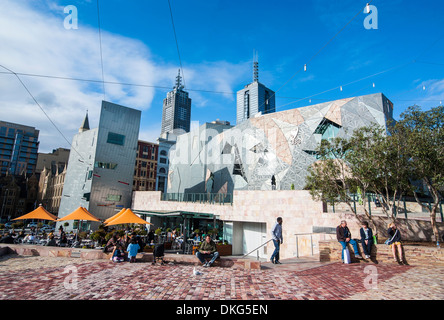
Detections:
[311, 234, 314, 256]
[368, 194, 371, 216]
[296, 235, 299, 258]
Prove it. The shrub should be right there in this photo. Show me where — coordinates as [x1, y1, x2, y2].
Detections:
[78, 231, 88, 239]
[155, 228, 162, 235]
[290, 183, 295, 190]
[63, 222, 69, 227]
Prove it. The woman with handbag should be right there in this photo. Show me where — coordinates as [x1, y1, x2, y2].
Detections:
[387, 223, 405, 264]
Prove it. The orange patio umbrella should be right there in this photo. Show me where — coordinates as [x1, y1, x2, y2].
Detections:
[103, 208, 126, 224]
[105, 208, 153, 226]
[12, 204, 57, 237]
[12, 204, 58, 222]
[57, 207, 100, 243]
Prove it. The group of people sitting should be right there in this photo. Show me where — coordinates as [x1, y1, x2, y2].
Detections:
[102, 230, 220, 267]
[103, 232, 146, 263]
[337, 220, 407, 264]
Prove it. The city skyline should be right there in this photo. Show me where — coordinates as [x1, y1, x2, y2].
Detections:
[0, 0, 443, 153]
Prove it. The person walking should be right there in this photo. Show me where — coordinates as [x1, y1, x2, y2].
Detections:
[271, 175, 276, 190]
[270, 217, 283, 264]
[336, 220, 362, 262]
[359, 221, 374, 259]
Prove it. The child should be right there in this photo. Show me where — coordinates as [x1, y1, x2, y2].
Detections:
[111, 243, 125, 263]
[127, 238, 140, 263]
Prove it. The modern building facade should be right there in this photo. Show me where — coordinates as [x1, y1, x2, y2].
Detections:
[133, 140, 158, 192]
[161, 70, 192, 135]
[56, 101, 141, 231]
[155, 132, 177, 194]
[236, 60, 275, 124]
[167, 93, 394, 194]
[167, 121, 233, 194]
[0, 121, 39, 176]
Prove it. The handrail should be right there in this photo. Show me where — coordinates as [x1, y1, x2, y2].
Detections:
[241, 239, 273, 259]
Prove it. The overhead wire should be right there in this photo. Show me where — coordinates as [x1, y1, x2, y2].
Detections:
[0, 64, 88, 162]
[167, 0, 186, 88]
[96, 0, 106, 100]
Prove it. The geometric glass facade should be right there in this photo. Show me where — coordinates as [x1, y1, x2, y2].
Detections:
[0, 121, 39, 176]
[57, 101, 141, 231]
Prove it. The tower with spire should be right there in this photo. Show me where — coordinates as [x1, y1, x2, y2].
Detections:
[79, 110, 90, 133]
[236, 51, 275, 124]
[160, 69, 192, 135]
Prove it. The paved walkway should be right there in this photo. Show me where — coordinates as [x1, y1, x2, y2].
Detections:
[0, 254, 443, 300]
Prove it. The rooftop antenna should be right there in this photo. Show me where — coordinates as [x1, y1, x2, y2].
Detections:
[253, 50, 259, 83]
[175, 69, 183, 90]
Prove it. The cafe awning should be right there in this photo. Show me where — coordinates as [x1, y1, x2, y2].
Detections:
[132, 209, 216, 219]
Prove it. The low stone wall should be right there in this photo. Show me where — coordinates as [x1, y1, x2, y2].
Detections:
[0, 244, 259, 269]
[319, 240, 444, 266]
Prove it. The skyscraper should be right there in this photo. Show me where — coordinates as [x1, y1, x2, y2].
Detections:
[236, 57, 275, 124]
[0, 121, 40, 176]
[161, 69, 192, 135]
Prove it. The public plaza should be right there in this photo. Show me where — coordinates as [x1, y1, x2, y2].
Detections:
[1, 252, 443, 300]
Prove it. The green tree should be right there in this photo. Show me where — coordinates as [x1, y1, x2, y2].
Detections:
[394, 105, 444, 243]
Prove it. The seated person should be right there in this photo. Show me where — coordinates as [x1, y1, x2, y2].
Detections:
[359, 221, 374, 259]
[111, 243, 125, 262]
[195, 235, 219, 267]
[336, 220, 362, 262]
[193, 233, 201, 242]
[0, 233, 14, 244]
[59, 232, 68, 247]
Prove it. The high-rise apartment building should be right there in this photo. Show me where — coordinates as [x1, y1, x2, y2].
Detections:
[161, 70, 192, 135]
[236, 59, 275, 124]
[133, 140, 158, 191]
[0, 121, 40, 176]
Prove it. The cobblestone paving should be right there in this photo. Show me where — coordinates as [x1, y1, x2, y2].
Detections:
[0, 255, 443, 300]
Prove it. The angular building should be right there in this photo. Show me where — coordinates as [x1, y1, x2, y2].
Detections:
[161, 69, 192, 135]
[57, 101, 141, 231]
[236, 59, 275, 124]
[167, 93, 394, 193]
[0, 121, 39, 176]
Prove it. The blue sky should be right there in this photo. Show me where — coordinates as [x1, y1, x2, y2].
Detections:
[0, 0, 443, 152]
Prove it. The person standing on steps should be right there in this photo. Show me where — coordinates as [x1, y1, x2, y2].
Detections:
[270, 217, 283, 264]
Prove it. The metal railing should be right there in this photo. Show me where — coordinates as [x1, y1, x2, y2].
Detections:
[241, 239, 272, 260]
[161, 192, 233, 205]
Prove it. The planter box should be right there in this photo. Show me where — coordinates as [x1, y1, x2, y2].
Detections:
[217, 244, 232, 256]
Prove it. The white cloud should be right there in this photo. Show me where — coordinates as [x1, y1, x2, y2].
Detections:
[0, 0, 246, 153]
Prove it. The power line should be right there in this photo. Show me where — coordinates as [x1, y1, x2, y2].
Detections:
[0, 70, 233, 95]
[0, 64, 87, 162]
[96, 0, 106, 100]
[257, 0, 375, 112]
[167, 0, 186, 88]
[277, 60, 414, 110]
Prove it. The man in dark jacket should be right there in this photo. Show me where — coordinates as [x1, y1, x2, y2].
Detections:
[336, 220, 362, 261]
[196, 235, 219, 267]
